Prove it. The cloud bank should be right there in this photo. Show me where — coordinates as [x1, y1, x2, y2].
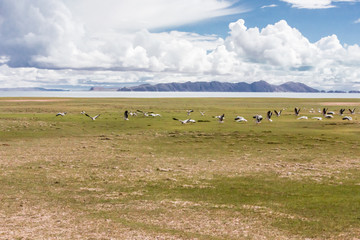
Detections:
[0, 0, 360, 90]
[0, 0, 243, 69]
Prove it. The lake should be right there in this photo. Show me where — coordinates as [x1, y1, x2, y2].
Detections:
[1, 91, 360, 98]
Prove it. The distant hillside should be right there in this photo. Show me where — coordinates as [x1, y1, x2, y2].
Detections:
[107, 80, 319, 92]
[89, 87, 120, 91]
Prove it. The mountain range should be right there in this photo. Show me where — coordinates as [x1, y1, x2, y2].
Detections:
[90, 80, 319, 92]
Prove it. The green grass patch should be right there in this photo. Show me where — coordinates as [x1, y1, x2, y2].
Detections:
[143, 175, 360, 238]
[0, 97, 359, 238]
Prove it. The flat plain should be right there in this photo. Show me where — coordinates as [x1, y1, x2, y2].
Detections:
[0, 97, 359, 239]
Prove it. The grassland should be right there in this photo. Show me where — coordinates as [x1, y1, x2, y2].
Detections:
[0, 97, 359, 239]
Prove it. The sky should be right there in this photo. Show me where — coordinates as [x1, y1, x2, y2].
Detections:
[0, 0, 360, 91]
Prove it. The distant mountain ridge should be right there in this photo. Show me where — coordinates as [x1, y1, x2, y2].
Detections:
[99, 80, 319, 92]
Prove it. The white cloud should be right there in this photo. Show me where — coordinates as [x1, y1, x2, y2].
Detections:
[63, 0, 246, 32]
[261, 4, 278, 8]
[222, 20, 360, 90]
[280, 0, 335, 9]
[225, 19, 317, 67]
[0, 0, 243, 70]
[0, 0, 360, 90]
[280, 0, 359, 9]
[355, 18, 360, 23]
[0, 0, 85, 68]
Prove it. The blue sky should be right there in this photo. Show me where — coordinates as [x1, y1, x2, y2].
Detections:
[0, 0, 360, 91]
[172, 0, 360, 45]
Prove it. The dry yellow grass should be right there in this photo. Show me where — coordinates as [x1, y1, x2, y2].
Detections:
[0, 97, 359, 239]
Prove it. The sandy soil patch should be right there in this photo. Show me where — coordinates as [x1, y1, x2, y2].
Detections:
[95, 199, 297, 239]
[0, 200, 180, 239]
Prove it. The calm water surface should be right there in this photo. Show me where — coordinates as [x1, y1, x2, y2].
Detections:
[1, 91, 360, 98]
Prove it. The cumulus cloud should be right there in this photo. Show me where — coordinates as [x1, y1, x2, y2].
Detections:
[225, 19, 317, 67]
[0, 0, 360, 90]
[0, 0, 86, 68]
[223, 20, 360, 89]
[0, 0, 243, 70]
